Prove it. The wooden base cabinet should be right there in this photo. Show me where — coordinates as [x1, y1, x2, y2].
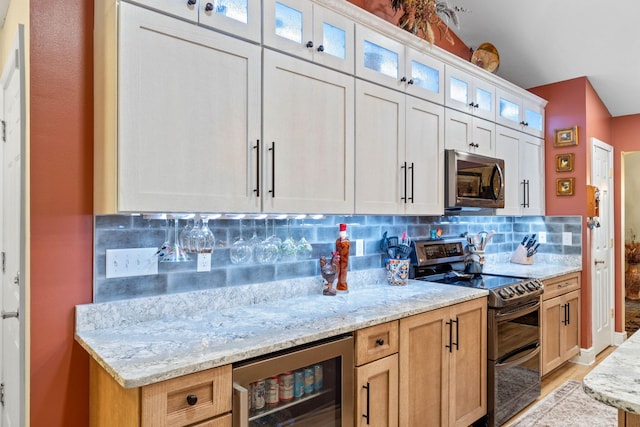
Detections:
[354, 321, 399, 427]
[541, 273, 581, 376]
[89, 359, 232, 427]
[399, 297, 487, 427]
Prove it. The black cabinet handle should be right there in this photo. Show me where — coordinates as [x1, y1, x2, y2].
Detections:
[409, 162, 414, 203]
[375, 338, 384, 346]
[204, 2, 213, 11]
[446, 319, 453, 352]
[400, 76, 407, 82]
[187, 0, 196, 5]
[407, 79, 414, 85]
[253, 140, 260, 197]
[362, 383, 370, 424]
[469, 142, 479, 148]
[186, 394, 198, 405]
[452, 317, 459, 350]
[520, 120, 529, 127]
[269, 142, 275, 198]
[306, 41, 314, 48]
[317, 45, 325, 52]
[400, 162, 407, 203]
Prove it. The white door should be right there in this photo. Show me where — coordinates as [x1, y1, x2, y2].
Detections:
[0, 25, 25, 427]
[591, 137, 614, 354]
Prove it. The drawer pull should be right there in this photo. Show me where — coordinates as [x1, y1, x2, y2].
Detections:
[186, 394, 198, 406]
[375, 338, 384, 346]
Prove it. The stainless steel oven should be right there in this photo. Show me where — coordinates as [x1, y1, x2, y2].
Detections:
[488, 298, 541, 426]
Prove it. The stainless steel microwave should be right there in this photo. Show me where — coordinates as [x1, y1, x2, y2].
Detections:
[445, 150, 505, 209]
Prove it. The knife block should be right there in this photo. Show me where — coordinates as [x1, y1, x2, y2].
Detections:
[510, 244, 533, 265]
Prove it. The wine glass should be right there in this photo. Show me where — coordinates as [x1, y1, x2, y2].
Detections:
[158, 217, 190, 262]
[296, 228, 313, 260]
[248, 219, 262, 253]
[255, 219, 279, 263]
[230, 220, 253, 264]
[280, 219, 297, 262]
[179, 217, 194, 253]
[189, 215, 215, 253]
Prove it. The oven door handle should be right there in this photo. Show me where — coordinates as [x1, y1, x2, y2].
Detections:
[494, 300, 540, 322]
[496, 341, 540, 368]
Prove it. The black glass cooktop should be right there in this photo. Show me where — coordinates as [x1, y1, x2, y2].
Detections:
[422, 274, 526, 290]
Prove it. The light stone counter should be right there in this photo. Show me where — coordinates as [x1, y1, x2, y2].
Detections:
[75, 269, 487, 388]
[482, 254, 582, 280]
[583, 330, 640, 415]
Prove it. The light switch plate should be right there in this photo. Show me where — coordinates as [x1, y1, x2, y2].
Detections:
[355, 239, 364, 257]
[538, 232, 547, 243]
[562, 232, 572, 246]
[106, 247, 158, 278]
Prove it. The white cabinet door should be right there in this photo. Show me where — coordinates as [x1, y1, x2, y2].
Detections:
[445, 65, 495, 121]
[118, 3, 261, 213]
[355, 80, 405, 215]
[405, 47, 445, 104]
[355, 24, 405, 90]
[264, 0, 354, 73]
[405, 95, 444, 215]
[444, 109, 495, 157]
[496, 88, 545, 138]
[355, 81, 444, 215]
[199, 0, 261, 42]
[495, 126, 545, 216]
[263, 50, 355, 214]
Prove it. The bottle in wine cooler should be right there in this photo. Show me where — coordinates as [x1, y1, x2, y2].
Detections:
[265, 376, 279, 405]
[279, 371, 294, 402]
[253, 380, 265, 410]
[293, 370, 305, 398]
[314, 364, 323, 391]
[304, 367, 315, 394]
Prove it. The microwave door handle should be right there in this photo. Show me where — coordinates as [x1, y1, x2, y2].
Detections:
[233, 383, 249, 427]
[491, 163, 505, 201]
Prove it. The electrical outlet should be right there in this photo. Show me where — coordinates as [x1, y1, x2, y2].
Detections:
[106, 247, 158, 278]
[538, 232, 547, 244]
[197, 253, 212, 272]
[355, 239, 364, 257]
[562, 232, 572, 246]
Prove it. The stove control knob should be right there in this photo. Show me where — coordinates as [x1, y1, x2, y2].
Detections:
[526, 282, 536, 291]
[498, 289, 509, 299]
[505, 287, 514, 296]
[515, 284, 526, 294]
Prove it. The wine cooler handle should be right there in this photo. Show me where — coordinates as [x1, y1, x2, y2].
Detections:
[233, 383, 249, 427]
[362, 382, 370, 425]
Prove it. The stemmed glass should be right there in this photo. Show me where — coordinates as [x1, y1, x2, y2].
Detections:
[158, 216, 190, 262]
[255, 219, 279, 263]
[280, 219, 297, 262]
[179, 217, 194, 253]
[230, 220, 253, 264]
[248, 219, 262, 254]
[296, 220, 313, 260]
[189, 215, 215, 254]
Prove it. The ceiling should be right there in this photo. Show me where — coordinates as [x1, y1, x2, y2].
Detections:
[451, 0, 640, 117]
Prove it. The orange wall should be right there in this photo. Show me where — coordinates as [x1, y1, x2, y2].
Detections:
[529, 77, 614, 348]
[30, 0, 93, 426]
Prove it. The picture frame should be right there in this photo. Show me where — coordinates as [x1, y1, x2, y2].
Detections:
[554, 126, 578, 147]
[457, 172, 482, 197]
[556, 177, 575, 196]
[555, 153, 575, 172]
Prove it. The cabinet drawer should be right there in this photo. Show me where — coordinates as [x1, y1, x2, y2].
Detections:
[189, 413, 231, 427]
[142, 365, 232, 427]
[542, 272, 581, 301]
[355, 321, 399, 366]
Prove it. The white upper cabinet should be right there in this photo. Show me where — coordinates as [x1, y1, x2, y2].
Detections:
[263, 0, 354, 73]
[96, 2, 262, 213]
[495, 126, 545, 216]
[355, 25, 444, 103]
[355, 80, 444, 215]
[128, 0, 198, 22]
[262, 50, 355, 214]
[198, 0, 261, 42]
[445, 64, 495, 121]
[444, 109, 496, 157]
[496, 88, 545, 138]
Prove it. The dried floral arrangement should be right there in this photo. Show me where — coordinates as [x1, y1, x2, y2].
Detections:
[626, 241, 640, 264]
[390, 0, 465, 45]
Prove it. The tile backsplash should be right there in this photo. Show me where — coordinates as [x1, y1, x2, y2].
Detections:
[94, 215, 582, 302]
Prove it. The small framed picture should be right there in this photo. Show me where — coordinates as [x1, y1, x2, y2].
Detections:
[554, 126, 578, 147]
[556, 177, 575, 196]
[555, 153, 574, 172]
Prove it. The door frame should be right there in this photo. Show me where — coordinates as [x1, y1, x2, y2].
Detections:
[590, 137, 616, 351]
[0, 24, 26, 427]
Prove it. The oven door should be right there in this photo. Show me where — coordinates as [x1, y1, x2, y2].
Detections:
[488, 298, 541, 427]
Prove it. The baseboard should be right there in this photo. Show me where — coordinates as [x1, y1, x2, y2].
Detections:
[572, 346, 596, 366]
[613, 331, 627, 346]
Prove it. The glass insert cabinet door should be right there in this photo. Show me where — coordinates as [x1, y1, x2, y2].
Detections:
[199, 0, 261, 42]
[445, 65, 495, 121]
[405, 48, 444, 103]
[264, 0, 354, 73]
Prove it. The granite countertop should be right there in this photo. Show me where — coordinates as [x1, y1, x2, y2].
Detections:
[75, 269, 488, 388]
[75, 260, 581, 390]
[583, 330, 640, 414]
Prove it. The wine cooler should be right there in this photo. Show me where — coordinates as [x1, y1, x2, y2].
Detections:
[232, 335, 354, 427]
